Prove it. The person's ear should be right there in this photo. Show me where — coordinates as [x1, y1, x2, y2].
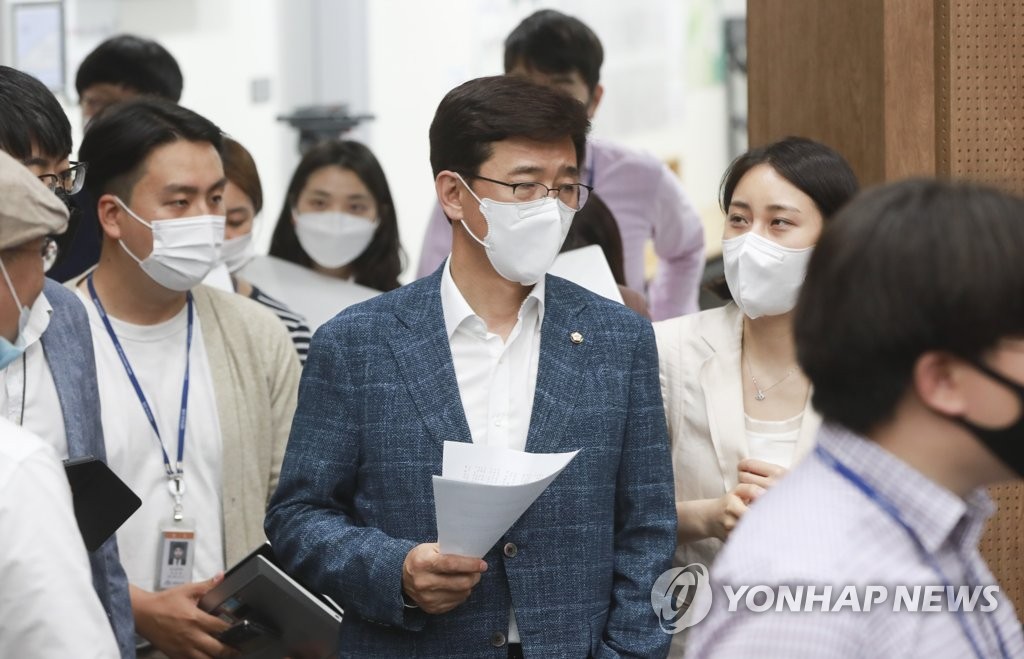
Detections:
[586, 83, 604, 119]
[436, 171, 465, 224]
[96, 194, 125, 241]
[913, 351, 969, 417]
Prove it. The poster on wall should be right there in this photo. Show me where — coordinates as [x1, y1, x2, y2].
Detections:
[11, 1, 65, 91]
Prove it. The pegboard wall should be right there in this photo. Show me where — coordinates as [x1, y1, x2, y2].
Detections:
[936, 0, 1024, 195]
[936, 0, 1024, 618]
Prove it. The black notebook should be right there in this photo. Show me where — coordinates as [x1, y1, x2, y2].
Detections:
[199, 543, 344, 659]
[63, 456, 141, 551]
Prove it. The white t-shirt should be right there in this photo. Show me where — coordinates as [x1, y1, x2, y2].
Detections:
[0, 293, 67, 458]
[77, 289, 225, 590]
[744, 412, 803, 469]
[0, 417, 119, 658]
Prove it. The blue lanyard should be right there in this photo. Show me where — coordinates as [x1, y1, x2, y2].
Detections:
[87, 274, 192, 518]
[815, 445, 1011, 659]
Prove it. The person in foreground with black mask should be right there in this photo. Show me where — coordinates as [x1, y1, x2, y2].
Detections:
[688, 179, 1024, 659]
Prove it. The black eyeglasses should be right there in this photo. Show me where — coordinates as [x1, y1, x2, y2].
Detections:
[462, 173, 592, 211]
[37, 161, 88, 195]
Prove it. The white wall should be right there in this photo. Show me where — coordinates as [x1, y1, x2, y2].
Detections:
[37, 0, 741, 278]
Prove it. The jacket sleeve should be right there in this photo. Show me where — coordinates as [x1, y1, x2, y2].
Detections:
[646, 167, 706, 321]
[265, 310, 301, 501]
[600, 320, 677, 657]
[264, 319, 424, 630]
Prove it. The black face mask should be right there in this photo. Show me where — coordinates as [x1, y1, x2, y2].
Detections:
[50, 189, 80, 273]
[953, 360, 1024, 478]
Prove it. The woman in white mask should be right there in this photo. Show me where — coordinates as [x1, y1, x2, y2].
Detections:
[268, 140, 404, 292]
[653, 137, 857, 654]
[220, 137, 312, 364]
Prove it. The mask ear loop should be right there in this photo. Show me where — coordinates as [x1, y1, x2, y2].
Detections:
[112, 196, 154, 229]
[452, 173, 491, 247]
[0, 256, 25, 311]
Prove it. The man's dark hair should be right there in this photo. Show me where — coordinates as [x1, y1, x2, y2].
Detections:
[504, 9, 603, 94]
[269, 139, 405, 292]
[78, 98, 222, 203]
[0, 65, 72, 163]
[795, 179, 1024, 436]
[710, 136, 859, 300]
[75, 34, 183, 101]
[429, 75, 590, 179]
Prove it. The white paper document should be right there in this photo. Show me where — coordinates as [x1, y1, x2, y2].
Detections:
[432, 442, 578, 558]
[548, 245, 624, 304]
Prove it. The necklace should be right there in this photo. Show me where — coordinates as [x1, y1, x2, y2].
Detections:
[744, 352, 797, 401]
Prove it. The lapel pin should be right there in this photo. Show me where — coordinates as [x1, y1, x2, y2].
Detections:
[570, 331, 584, 345]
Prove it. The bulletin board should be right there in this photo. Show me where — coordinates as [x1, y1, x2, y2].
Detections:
[6, 0, 65, 91]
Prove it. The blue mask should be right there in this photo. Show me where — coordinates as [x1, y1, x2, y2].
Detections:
[0, 257, 30, 370]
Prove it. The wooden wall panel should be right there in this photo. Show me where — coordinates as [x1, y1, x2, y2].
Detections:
[747, 0, 886, 185]
[749, 0, 1023, 619]
[940, 0, 1024, 194]
[936, 0, 1024, 617]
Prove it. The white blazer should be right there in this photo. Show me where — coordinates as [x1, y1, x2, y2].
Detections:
[654, 302, 820, 571]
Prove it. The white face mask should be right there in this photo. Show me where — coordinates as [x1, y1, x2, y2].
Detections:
[722, 231, 814, 319]
[115, 197, 225, 292]
[455, 173, 576, 286]
[293, 211, 377, 270]
[220, 233, 255, 273]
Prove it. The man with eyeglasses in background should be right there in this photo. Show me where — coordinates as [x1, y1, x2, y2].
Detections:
[417, 10, 706, 321]
[267, 75, 675, 658]
[0, 65, 136, 658]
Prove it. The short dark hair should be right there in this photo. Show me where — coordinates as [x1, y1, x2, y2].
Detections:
[429, 75, 590, 180]
[561, 192, 626, 286]
[78, 98, 222, 203]
[0, 65, 72, 162]
[269, 140, 404, 292]
[796, 179, 1024, 435]
[222, 136, 263, 215]
[710, 136, 859, 300]
[504, 10, 603, 94]
[75, 34, 183, 101]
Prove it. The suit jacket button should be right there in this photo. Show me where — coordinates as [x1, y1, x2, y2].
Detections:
[503, 542, 518, 558]
[490, 631, 507, 647]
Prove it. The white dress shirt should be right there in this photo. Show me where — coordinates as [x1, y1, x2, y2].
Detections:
[0, 293, 68, 458]
[440, 257, 545, 643]
[0, 417, 119, 658]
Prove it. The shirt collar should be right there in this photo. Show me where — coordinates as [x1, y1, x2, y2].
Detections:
[20, 291, 52, 349]
[817, 423, 995, 555]
[440, 256, 545, 340]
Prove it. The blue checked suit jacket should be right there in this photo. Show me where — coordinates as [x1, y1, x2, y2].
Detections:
[40, 279, 136, 658]
[266, 269, 676, 658]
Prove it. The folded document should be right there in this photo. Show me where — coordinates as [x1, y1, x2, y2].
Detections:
[432, 441, 579, 558]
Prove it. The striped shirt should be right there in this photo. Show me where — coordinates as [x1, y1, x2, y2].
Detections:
[686, 423, 1024, 659]
[248, 285, 311, 365]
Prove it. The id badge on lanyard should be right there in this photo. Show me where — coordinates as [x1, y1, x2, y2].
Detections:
[157, 476, 196, 590]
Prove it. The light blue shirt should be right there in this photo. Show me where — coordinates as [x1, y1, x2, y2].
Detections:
[687, 423, 1024, 659]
